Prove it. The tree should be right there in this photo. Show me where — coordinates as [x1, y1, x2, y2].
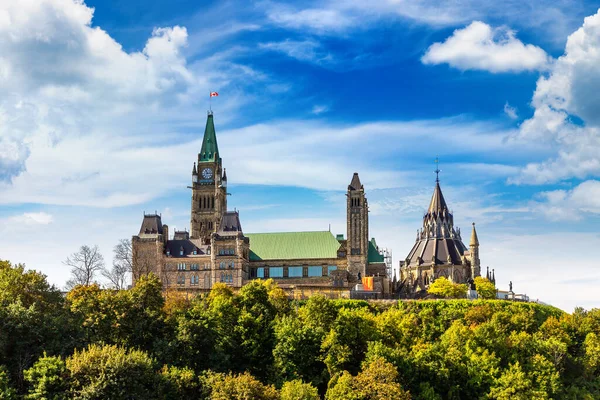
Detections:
[474, 277, 497, 299]
[103, 239, 132, 290]
[280, 379, 319, 400]
[0, 366, 16, 400]
[64, 245, 105, 289]
[24, 354, 69, 400]
[67, 344, 161, 400]
[427, 277, 467, 299]
[201, 371, 278, 400]
[326, 357, 411, 400]
[159, 365, 200, 399]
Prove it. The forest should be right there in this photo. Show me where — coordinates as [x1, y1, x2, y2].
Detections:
[0, 259, 599, 399]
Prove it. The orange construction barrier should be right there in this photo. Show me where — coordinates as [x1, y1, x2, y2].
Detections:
[362, 276, 374, 291]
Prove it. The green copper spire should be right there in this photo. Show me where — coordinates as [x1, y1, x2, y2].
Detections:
[199, 112, 219, 162]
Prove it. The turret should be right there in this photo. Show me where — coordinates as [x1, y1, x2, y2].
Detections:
[192, 162, 198, 183]
[222, 168, 227, 188]
[469, 223, 481, 278]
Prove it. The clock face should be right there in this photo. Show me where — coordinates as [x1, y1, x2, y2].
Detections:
[202, 168, 213, 179]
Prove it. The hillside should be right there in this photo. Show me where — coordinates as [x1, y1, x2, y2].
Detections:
[0, 260, 598, 399]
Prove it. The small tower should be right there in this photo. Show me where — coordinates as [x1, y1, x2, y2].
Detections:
[469, 223, 481, 279]
[347, 173, 368, 279]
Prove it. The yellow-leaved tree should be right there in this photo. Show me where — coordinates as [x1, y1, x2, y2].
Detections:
[427, 277, 467, 299]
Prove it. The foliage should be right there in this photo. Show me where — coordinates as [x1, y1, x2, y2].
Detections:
[427, 277, 467, 299]
[474, 277, 497, 299]
[3, 258, 600, 399]
[0, 365, 17, 400]
[66, 344, 161, 399]
[280, 379, 319, 400]
[201, 371, 279, 400]
[24, 354, 69, 400]
[326, 356, 411, 400]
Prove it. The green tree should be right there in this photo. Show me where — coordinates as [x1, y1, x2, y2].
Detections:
[67, 344, 161, 400]
[159, 365, 200, 399]
[201, 371, 278, 400]
[0, 365, 17, 400]
[322, 307, 379, 376]
[24, 354, 69, 400]
[280, 379, 319, 400]
[0, 262, 70, 391]
[474, 277, 497, 299]
[427, 277, 467, 299]
[273, 315, 326, 387]
[326, 357, 411, 400]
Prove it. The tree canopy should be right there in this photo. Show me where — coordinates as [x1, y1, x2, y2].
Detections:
[0, 259, 599, 399]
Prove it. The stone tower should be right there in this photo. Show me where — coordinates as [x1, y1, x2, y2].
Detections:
[469, 223, 481, 279]
[346, 172, 368, 278]
[190, 112, 227, 244]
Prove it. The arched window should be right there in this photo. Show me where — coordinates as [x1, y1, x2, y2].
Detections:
[220, 273, 224, 282]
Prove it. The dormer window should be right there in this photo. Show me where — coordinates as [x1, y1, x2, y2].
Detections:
[193, 248, 198, 255]
[166, 249, 170, 256]
[179, 247, 184, 256]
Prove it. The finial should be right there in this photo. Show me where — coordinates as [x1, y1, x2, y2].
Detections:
[434, 156, 441, 183]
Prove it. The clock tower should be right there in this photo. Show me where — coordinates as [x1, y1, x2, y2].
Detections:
[190, 112, 228, 243]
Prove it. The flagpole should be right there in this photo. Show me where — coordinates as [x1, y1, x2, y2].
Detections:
[209, 91, 212, 113]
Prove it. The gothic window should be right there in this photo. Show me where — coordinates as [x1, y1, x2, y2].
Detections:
[229, 262, 235, 269]
[179, 249, 184, 256]
[209, 222, 213, 229]
[220, 273, 224, 283]
[177, 275, 185, 285]
[219, 262, 225, 269]
[177, 263, 186, 271]
[166, 249, 170, 256]
[191, 264, 199, 271]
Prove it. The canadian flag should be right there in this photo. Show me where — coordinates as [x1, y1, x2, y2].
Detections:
[210, 91, 219, 97]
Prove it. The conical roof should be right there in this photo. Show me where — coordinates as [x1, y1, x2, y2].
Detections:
[470, 223, 479, 246]
[428, 182, 448, 213]
[349, 172, 363, 191]
[199, 113, 219, 162]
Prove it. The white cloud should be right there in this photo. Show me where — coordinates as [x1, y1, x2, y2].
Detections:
[0, 0, 267, 206]
[8, 212, 54, 225]
[259, 39, 332, 64]
[534, 180, 600, 221]
[264, 0, 582, 43]
[504, 102, 518, 119]
[513, 10, 600, 184]
[311, 105, 329, 115]
[422, 21, 551, 73]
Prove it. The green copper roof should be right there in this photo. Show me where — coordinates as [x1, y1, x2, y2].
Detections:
[199, 113, 219, 162]
[246, 231, 341, 261]
[368, 238, 385, 264]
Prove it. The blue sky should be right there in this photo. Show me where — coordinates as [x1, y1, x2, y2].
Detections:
[2, 0, 600, 311]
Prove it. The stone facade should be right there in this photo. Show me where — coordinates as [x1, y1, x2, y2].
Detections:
[399, 180, 481, 294]
[131, 112, 389, 297]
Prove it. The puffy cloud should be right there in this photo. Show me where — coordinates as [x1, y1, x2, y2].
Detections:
[422, 21, 551, 73]
[513, 10, 600, 184]
[534, 180, 600, 221]
[0, 0, 264, 206]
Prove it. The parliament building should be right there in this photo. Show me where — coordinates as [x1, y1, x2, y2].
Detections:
[132, 113, 390, 298]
